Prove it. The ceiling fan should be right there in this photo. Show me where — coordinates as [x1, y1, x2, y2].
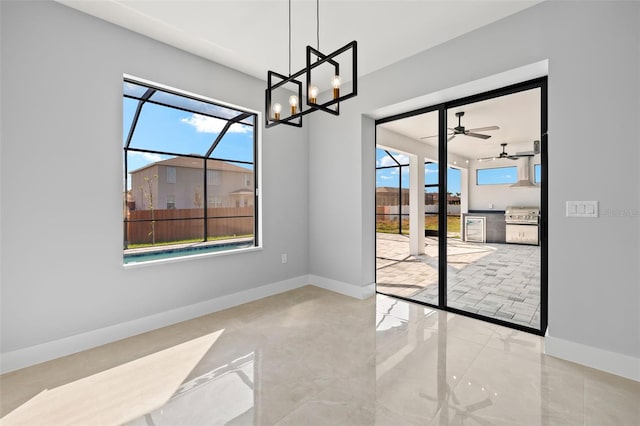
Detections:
[421, 111, 500, 142]
[478, 143, 534, 162]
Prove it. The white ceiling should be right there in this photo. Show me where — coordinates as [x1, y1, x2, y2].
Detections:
[57, 0, 543, 157]
[379, 87, 542, 161]
[56, 0, 541, 81]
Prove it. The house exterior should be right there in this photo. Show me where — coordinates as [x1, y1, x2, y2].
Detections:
[129, 157, 254, 211]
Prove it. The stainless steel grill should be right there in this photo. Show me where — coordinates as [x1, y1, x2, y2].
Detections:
[505, 206, 540, 245]
[505, 206, 540, 224]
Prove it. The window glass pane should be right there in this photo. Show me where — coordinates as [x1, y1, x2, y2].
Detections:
[128, 103, 214, 156]
[425, 162, 438, 185]
[534, 164, 541, 183]
[123, 81, 150, 99]
[208, 130, 254, 163]
[123, 97, 138, 143]
[476, 166, 518, 185]
[447, 168, 460, 194]
[376, 166, 399, 188]
[376, 148, 409, 167]
[150, 90, 254, 126]
[206, 159, 254, 241]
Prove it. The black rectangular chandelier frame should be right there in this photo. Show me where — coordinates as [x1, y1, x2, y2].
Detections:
[265, 40, 357, 128]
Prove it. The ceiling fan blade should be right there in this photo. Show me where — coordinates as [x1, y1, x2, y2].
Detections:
[420, 132, 455, 140]
[447, 135, 456, 142]
[467, 126, 500, 132]
[465, 132, 492, 139]
[512, 153, 534, 158]
[507, 156, 520, 161]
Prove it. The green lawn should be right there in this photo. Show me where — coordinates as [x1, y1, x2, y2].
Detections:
[376, 215, 460, 235]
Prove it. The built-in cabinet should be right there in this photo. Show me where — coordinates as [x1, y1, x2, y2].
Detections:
[462, 211, 506, 243]
[505, 224, 539, 245]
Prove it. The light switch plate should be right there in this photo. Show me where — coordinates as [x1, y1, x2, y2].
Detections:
[566, 201, 598, 218]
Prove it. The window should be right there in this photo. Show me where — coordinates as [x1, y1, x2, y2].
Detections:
[534, 164, 541, 184]
[208, 196, 222, 208]
[123, 78, 259, 264]
[166, 195, 176, 209]
[207, 170, 221, 186]
[476, 166, 518, 185]
[166, 166, 176, 184]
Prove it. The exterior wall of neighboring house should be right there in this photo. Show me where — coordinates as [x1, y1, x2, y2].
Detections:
[130, 162, 254, 211]
[130, 165, 159, 211]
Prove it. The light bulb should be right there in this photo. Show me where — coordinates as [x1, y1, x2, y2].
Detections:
[331, 75, 342, 99]
[272, 102, 282, 120]
[309, 85, 319, 103]
[289, 95, 298, 114]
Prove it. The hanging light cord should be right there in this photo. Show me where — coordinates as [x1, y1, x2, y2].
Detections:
[288, 0, 292, 76]
[316, 0, 320, 52]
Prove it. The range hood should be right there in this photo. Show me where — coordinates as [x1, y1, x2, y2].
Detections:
[510, 157, 537, 188]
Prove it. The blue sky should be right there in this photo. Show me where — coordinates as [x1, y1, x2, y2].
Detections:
[123, 97, 254, 180]
[376, 149, 462, 194]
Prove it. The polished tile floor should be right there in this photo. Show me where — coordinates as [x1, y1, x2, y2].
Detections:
[376, 233, 541, 329]
[1, 286, 638, 425]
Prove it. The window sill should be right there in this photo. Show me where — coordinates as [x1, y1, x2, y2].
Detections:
[123, 245, 263, 269]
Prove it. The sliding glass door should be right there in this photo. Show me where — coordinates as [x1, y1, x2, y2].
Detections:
[375, 109, 440, 303]
[375, 78, 547, 335]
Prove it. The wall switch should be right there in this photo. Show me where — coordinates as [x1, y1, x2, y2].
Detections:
[566, 201, 598, 218]
[281, 253, 287, 264]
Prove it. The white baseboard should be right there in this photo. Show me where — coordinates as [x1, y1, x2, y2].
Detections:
[307, 274, 375, 300]
[0, 276, 309, 374]
[545, 336, 640, 382]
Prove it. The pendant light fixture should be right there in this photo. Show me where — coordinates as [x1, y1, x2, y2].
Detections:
[265, 0, 357, 128]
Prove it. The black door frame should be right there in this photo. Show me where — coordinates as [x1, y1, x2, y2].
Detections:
[375, 77, 548, 336]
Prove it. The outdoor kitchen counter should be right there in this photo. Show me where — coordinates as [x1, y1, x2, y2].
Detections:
[463, 211, 506, 243]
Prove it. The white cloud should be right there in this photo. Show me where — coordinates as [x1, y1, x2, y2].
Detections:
[377, 153, 409, 168]
[130, 151, 165, 163]
[181, 114, 249, 134]
[380, 175, 393, 180]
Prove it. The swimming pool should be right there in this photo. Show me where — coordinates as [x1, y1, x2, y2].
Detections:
[124, 241, 254, 264]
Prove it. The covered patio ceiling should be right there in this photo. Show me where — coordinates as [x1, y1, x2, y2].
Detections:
[377, 87, 542, 162]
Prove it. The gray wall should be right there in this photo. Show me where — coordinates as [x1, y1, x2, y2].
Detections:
[309, 0, 639, 363]
[1, 1, 309, 355]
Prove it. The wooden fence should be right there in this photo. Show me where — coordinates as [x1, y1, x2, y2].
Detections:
[126, 207, 254, 245]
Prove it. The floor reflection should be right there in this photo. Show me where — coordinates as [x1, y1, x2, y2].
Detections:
[1, 288, 638, 426]
[126, 352, 256, 425]
[1, 331, 222, 426]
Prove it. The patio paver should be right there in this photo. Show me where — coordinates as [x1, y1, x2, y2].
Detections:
[376, 233, 541, 329]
